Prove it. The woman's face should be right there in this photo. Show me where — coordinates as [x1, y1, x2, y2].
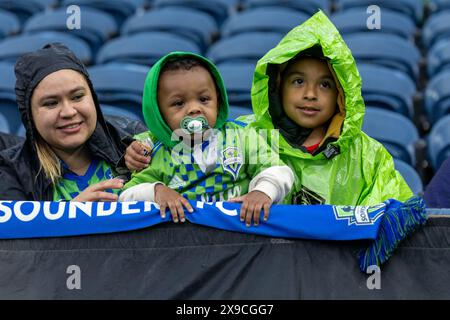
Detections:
[30, 69, 97, 154]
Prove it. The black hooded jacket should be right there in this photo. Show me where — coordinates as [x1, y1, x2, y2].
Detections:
[0, 43, 146, 201]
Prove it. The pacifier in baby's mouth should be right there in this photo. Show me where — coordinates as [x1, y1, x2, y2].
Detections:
[180, 116, 209, 134]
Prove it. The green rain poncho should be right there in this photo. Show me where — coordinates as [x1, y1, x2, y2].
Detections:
[243, 11, 413, 205]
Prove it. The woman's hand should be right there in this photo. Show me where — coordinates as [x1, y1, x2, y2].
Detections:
[71, 179, 124, 202]
[154, 184, 193, 223]
[229, 191, 273, 227]
[124, 141, 151, 172]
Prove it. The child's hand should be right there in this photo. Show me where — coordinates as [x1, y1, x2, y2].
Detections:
[72, 179, 124, 202]
[154, 184, 194, 223]
[229, 191, 273, 227]
[124, 141, 151, 172]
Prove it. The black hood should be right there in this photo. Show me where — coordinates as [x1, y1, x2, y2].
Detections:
[14, 42, 121, 163]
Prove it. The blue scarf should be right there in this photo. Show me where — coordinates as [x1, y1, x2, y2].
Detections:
[0, 197, 426, 272]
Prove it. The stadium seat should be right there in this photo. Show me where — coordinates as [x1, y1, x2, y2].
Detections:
[23, 7, 118, 55]
[0, 31, 92, 65]
[0, 0, 55, 24]
[331, 8, 416, 40]
[101, 104, 143, 122]
[0, 62, 22, 134]
[88, 63, 148, 120]
[217, 62, 255, 108]
[96, 32, 201, 66]
[0, 9, 20, 39]
[0, 112, 10, 134]
[221, 7, 308, 38]
[427, 0, 450, 17]
[153, 0, 239, 25]
[427, 114, 450, 171]
[358, 63, 416, 119]
[61, 0, 146, 26]
[16, 124, 25, 137]
[334, 0, 423, 24]
[427, 39, 450, 77]
[240, 0, 330, 15]
[425, 69, 450, 124]
[362, 107, 419, 165]
[423, 11, 450, 49]
[343, 33, 421, 83]
[206, 32, 283, 65]
[228, 105, 253, 120]
[121, 7, 217, 51]
[394, 159, 423, 195]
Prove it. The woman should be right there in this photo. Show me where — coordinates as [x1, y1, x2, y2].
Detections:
[0, 43, 146, 201]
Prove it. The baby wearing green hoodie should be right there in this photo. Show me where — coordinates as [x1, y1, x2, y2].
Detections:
[242, 11, 413, 206]
[119, 52, 294, 226]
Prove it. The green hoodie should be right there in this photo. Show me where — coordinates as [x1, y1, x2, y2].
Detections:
[243, 11, 413, 205]
[124, 52, 285, 202]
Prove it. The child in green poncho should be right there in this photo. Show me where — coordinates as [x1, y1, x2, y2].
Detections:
[242, 11, 413, 205]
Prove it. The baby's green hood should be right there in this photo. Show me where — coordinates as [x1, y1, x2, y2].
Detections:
[142, 51, 229, 148]
[250, 10, 365, 157]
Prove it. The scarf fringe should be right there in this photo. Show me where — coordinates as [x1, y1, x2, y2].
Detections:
[358, 196, 427, 272]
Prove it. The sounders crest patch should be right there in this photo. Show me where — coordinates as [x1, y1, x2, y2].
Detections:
[333, 203, 386, 226]
[221, 146, 243, 181]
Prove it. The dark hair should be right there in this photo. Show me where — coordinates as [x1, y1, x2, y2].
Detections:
[160, 57, 208, 74]
[281, 46, 328, 80]
[159, 57, 222, 104]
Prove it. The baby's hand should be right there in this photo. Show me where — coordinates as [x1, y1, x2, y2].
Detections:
[154, 184, 193, 223]
[229, 191, 273, 227]
[124, 141, 151, 172]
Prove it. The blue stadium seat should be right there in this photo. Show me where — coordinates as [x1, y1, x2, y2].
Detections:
[425, 69, 450, 124]
[428, 114, 450, 171]
[61, 0, 146, 26]
[16, 124, 25, 138]
[0, 31, 92, 65]
[153, 0, 239, 25]
[343, 33, 421, 83]
[0, 0, 56, 24]
[101, 104, 143, 122]
[221, 7, 308, 38]
[121, 7, 217, 51]
[206, 32, 282, 65]
[331, 8, 416, 40]
[241, 0, 330, 15]
[23, 7, 118, 55]
[88, 63, 148, 120]
[0, 9, 20, 39]
[217, 62, 255, 108]
[428, 0, 450, 16]
[427, 39, 450, 77]
[358, 63, 416, 119]
[0, 62, 22, 134]
[335, 0, 423, 24]
[228, 105, 253, 120]
[423, 11, 450, 49]
[96, 32, 201, 66]
[394, 159, 423, 195]
[0, 112, 10, 134]
[362, 107, 419, 165]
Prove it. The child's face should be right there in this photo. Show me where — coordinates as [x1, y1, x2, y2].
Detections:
[281, 58, 338, 130]
[157, 66, 218, 132]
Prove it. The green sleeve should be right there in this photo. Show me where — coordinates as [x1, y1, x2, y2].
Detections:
[359, 143, 414, 205]
[243, 126, 286, 177]
[123, 131, 168, 190]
